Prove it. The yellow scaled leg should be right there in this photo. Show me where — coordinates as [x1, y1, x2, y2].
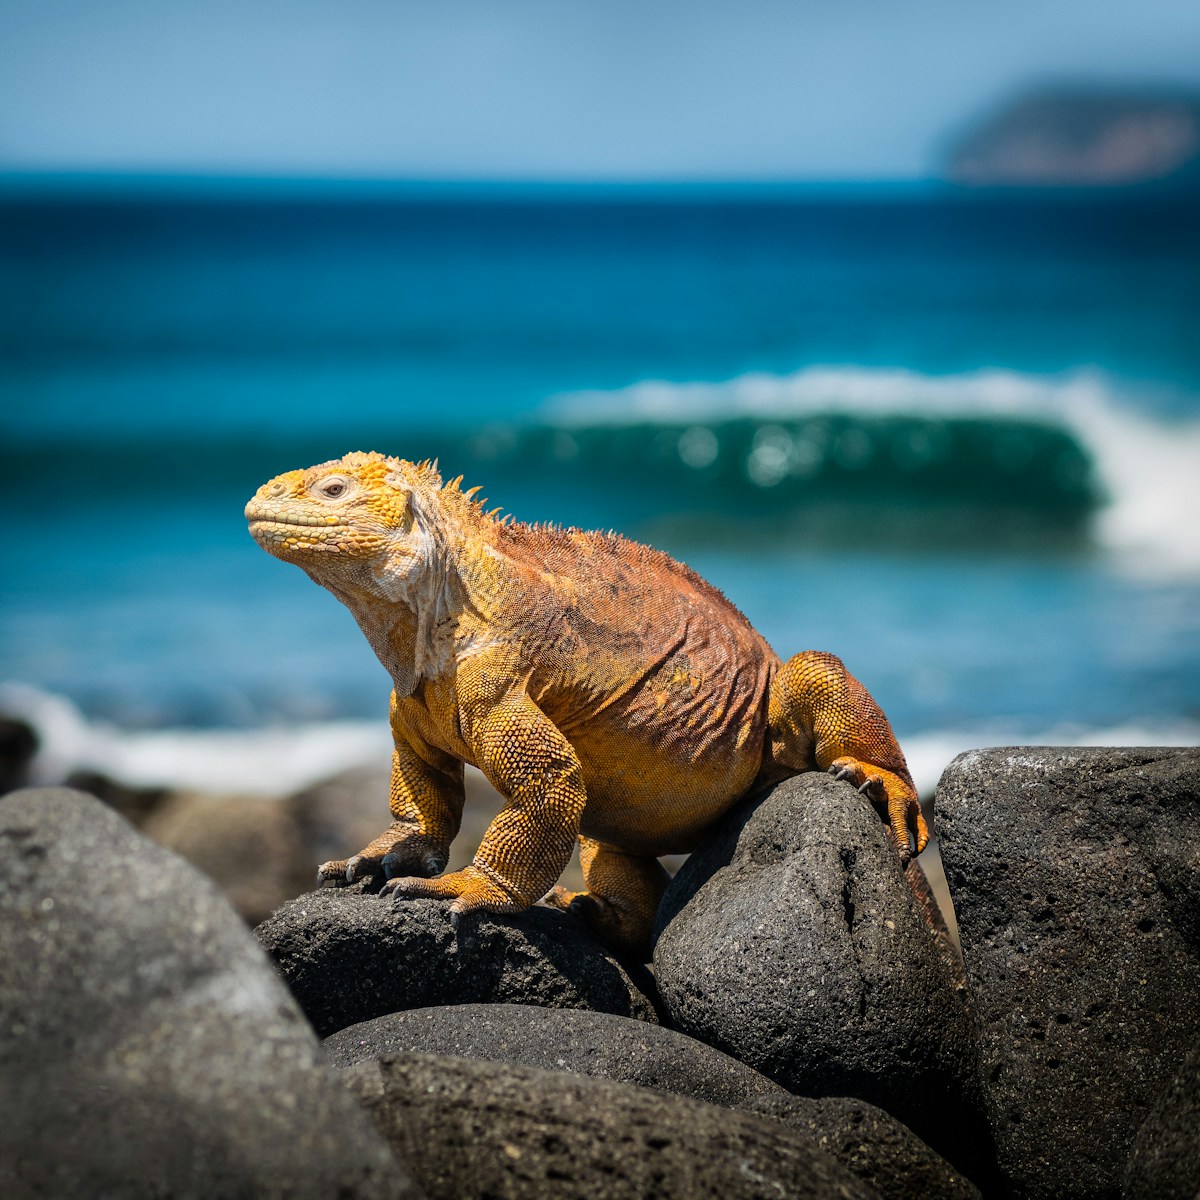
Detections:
[383, 682, 586, 924]
[768, 650, 927, 863]
[545, 836, 670, 962]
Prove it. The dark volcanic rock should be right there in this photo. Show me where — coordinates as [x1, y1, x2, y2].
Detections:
[652, 772, 991, 1180]
[329, 1004, 978, 1199]
[344, 1052, 878, 1200]
[0, 787, 419, 1200]
[1123, 1040, 1200, 1200]
[747, 1093, 982, 1200]
[0, 715, 37, 795]
[325, 1002, 785, 1107]
[937, 747, 1200, 1200]
[256, 886, 658, 1037]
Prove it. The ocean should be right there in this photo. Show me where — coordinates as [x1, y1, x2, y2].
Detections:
[2, 181, 1198, 797]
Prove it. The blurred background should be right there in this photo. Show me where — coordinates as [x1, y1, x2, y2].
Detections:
[1, 0, 1198, 836]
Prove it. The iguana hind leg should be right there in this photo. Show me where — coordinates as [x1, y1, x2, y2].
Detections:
[768, 650, 927, 862]
[544, 837, 669, 962]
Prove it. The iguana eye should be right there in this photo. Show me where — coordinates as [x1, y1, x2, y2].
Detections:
[319, 477, 349, 499]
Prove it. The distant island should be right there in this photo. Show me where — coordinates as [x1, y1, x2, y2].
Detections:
[942, 86, 1200, 188]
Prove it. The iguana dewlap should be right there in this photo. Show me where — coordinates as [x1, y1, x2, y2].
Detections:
[246, 451, 925, 958]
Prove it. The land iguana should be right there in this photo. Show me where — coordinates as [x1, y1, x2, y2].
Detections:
[246, 451, 926, 958]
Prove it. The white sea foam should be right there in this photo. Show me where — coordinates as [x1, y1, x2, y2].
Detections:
[904, 721, 1200, 799]
[3, 682, 1196, 803]
[0, 682, 390, 797]
[551, 366, 1200, 578]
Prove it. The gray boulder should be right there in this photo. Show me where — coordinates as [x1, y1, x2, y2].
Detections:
[324, 1001, 785, 1107]
[329, 1003, 979, 1199]
[256, 887, 658, 1037]
[1123, 1040, 1200, 1200]
[344, 1051, 879, 1199]
[0, 787, 419, 1200]
[938, 746, 1200, 1200]
[652, 771, 992, 1181]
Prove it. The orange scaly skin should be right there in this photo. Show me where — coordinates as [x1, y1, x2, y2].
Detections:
[246, 451, 926, 959]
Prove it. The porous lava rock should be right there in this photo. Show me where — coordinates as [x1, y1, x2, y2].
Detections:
[1122, 1039, 1200, 1200]
[0, 787, 419, 1200]
[937, 746, 1200, 1200]
[343, 1051, 878, 1200]
[256, 886, 658, 1037]
[329, 1003, 980, 1199]
[652, 771, 991, 1180]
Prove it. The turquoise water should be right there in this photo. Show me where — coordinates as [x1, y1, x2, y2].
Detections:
[1, 183, 1197, 785]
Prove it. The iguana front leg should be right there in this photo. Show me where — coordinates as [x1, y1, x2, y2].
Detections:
[383, 684, 586, 923]
[768, 650, 928, 862]
[317, 703, 464, 885]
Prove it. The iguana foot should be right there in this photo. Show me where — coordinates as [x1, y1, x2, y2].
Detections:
[381, 864, 526, 922]
[316, 829, 448, 887]
[543, 840, 668, 962]
[827, 756, 929, 864]
[543, 885, 657, 962]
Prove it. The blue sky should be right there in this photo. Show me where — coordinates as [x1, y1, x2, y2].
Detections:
[1, 0, 1198, 180]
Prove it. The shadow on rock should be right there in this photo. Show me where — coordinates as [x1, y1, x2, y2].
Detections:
[344, 1051, 878, 1200]
[1123, 1038, 1200, 1200]
[256, 886, 658, 1037]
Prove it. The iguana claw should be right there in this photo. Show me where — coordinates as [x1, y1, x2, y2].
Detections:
[316, 858, 353, 886]
[827, 755, 929, 863]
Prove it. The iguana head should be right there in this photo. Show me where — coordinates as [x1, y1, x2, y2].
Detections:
[246, 450, 443, 595]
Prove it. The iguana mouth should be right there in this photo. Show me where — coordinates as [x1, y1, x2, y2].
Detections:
[245, 500, 344, 529]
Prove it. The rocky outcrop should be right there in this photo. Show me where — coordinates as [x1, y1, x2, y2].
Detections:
[937, 746, 1200, 1200]
[943, 87, 1200, 188]
[652, 771, 992, 1181]
[6, 746, 1194, 1198]
[344, 1051, 878, 1200]
[256, 887, 658, 1037]
[0, 787, 419, 1200]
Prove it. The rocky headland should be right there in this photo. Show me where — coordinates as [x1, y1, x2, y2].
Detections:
[1, 746, 1198, 1198]
[941, 87, 1200, 189]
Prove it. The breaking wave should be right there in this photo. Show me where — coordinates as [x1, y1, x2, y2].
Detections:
[542, 366, 1200, 576]
[4, 364, 1198, 573]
